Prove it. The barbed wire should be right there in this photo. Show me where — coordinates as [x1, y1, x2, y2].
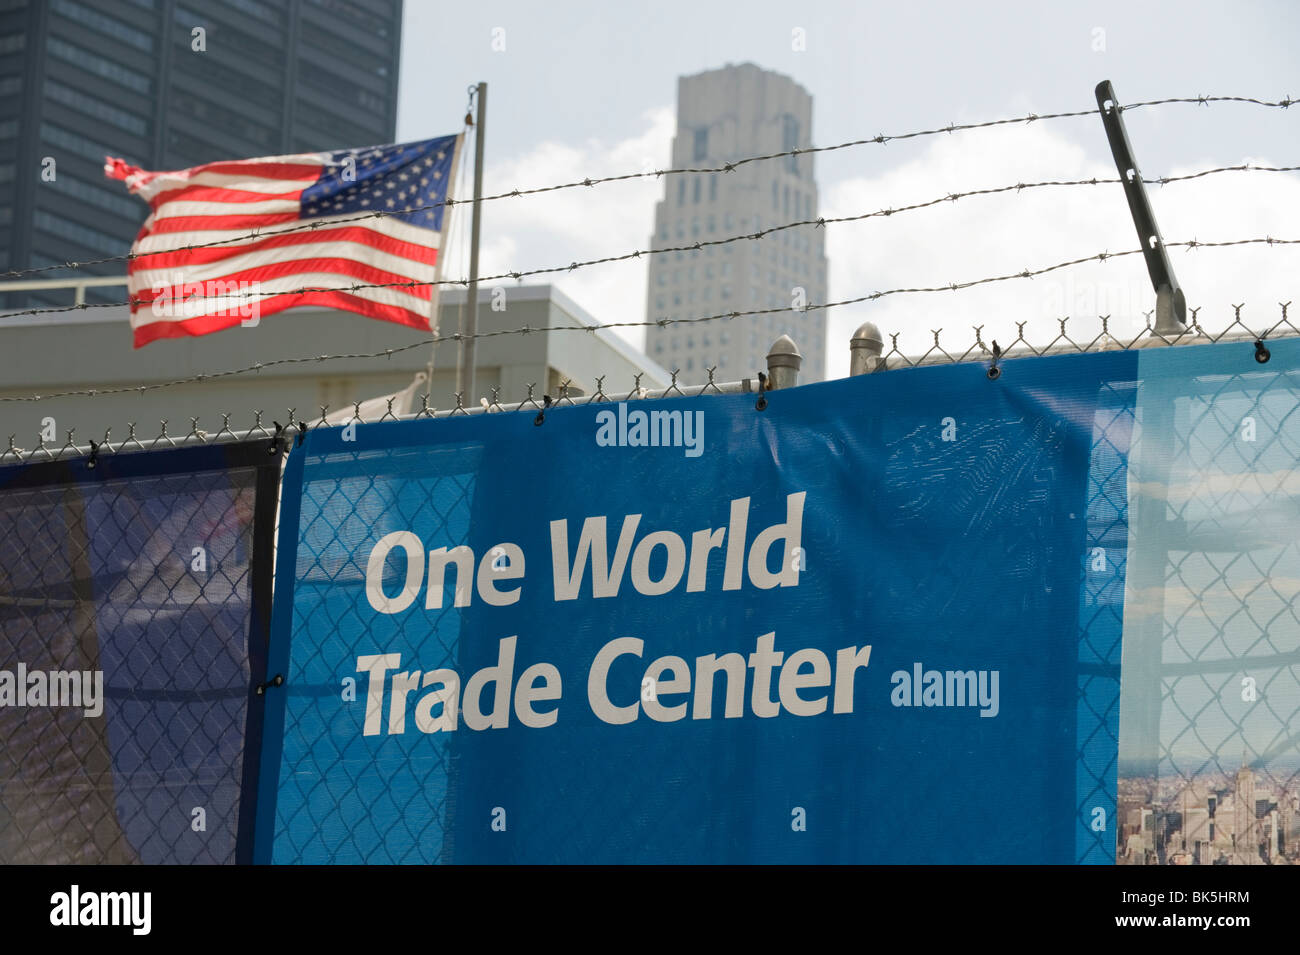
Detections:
[3, 301, 1295, 465]
[1, 237, 1295, 404]
[1, 93, 1293, 282]
[3, 163, 1296, 320]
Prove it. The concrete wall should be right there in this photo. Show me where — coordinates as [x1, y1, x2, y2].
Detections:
[0, 284, 668, 450]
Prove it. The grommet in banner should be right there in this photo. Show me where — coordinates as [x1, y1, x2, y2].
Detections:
[987, 341, 1003, 380]
[256, 674, 284, 696]
[534, 395, 552, 426]
[756, 372, 768, 411]
[296, 422, 307, 447]
[86, 439, 99, 470]
[270, 421, 285, 454]
[1255, 339, 1271, 364]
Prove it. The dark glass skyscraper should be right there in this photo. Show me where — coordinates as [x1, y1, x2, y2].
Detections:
[0, 0, 403, 304]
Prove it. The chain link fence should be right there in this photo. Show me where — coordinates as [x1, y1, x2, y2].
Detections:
[269, 444, 477, 863]
[2, 314, 1297, 863]
[1116, 346, 1300, 864]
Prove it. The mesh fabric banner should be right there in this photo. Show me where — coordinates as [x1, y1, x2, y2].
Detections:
[258, 338, 1299, 864]
[0, 440, 280, 864]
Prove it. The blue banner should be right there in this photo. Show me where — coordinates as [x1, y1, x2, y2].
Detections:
[257, 344, 1167, 864]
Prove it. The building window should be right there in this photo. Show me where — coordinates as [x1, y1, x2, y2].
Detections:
[34, 209, 124, 254]
[709, 174, 717, 201]
[693, 127, 708, 161]
[782, 114, 800, 174]
[46, 38, 153, 94]
[693, 175, 700, 204]
[784, 185, 790, 217]
[53, 0, 153, 51]
[677, 177, 686, 206]
[45, 80, 148, 136]
[707, 215, 714, 234]
[51, 174, 142, 218]
[771, 180, 778, 209]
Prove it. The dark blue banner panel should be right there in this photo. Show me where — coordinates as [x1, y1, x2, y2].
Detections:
[0, 441, 278, 864]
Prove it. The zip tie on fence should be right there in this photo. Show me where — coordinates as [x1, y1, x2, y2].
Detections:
[1, 95, 1295, 282]
[7, 164, 1299, 317]
[533, 395, 552, 427]
[255, 674, 284, 695]
[987, 341, 1004, 380]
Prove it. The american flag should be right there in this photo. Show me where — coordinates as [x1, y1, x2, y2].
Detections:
[105, 134, 462, 347]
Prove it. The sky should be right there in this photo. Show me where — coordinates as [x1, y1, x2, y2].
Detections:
[396, 0, 1299, 380]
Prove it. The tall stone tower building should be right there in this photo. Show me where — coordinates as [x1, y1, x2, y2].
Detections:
[644, 64, 829, 383]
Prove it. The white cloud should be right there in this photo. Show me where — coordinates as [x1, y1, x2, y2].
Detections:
[823, 123, 1300, 378]
[439, 107, 675, 356]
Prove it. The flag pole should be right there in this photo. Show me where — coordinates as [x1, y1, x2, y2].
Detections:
[458, 81, 487, 403]
[427, 128, 466, 395]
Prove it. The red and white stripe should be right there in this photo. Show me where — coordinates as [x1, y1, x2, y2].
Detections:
[105, 149, 455, 348]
